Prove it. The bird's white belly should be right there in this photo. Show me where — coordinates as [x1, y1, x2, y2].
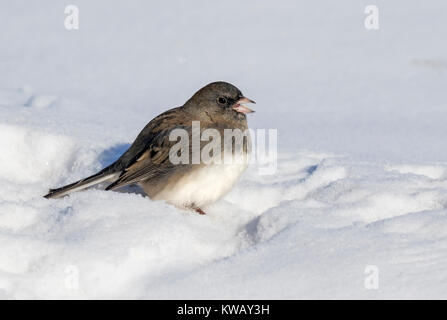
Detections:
[151, 157, 248, 209]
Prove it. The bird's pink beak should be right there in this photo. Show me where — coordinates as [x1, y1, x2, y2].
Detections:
[232, 97, 256, 114]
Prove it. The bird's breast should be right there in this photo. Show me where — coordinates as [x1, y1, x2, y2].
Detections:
[141, 152, 249, 209]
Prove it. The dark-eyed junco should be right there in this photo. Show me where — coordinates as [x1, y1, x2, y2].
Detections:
[44, 81, 255, 214]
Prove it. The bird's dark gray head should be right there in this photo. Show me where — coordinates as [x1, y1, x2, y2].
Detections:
[184, 81, 255, 118]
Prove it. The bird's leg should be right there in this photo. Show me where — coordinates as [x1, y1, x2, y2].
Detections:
[195, 208, 206, 215]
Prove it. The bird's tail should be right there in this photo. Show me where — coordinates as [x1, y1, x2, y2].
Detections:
[44, 169, 120, 199]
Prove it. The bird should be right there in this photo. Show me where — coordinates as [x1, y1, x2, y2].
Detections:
[44, 81, 255, 215]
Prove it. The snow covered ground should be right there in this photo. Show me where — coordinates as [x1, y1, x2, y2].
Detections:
[1, 0, 447, 299]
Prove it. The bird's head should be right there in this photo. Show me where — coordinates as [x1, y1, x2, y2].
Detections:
[185, 81, 255, 119]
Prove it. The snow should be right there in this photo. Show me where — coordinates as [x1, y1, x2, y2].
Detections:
[1, 0, 447, 299]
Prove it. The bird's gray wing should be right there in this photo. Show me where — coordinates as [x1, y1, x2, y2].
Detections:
[106, 107, 194, 190]
[106, 131, 180, 190]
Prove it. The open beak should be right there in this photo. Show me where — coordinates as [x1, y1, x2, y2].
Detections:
[232, 97, 256, 114]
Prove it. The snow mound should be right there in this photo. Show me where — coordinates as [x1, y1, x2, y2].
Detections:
[1, 129, 447, 298]
[0, 124, 76, 184]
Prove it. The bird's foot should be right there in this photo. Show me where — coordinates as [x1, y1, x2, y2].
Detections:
[195, 208, 206, 215]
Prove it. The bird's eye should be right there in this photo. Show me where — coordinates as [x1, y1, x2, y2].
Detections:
[218, 97, 227, 104]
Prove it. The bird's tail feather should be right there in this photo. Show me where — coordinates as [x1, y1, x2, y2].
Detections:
[44, 170, 119, 199]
